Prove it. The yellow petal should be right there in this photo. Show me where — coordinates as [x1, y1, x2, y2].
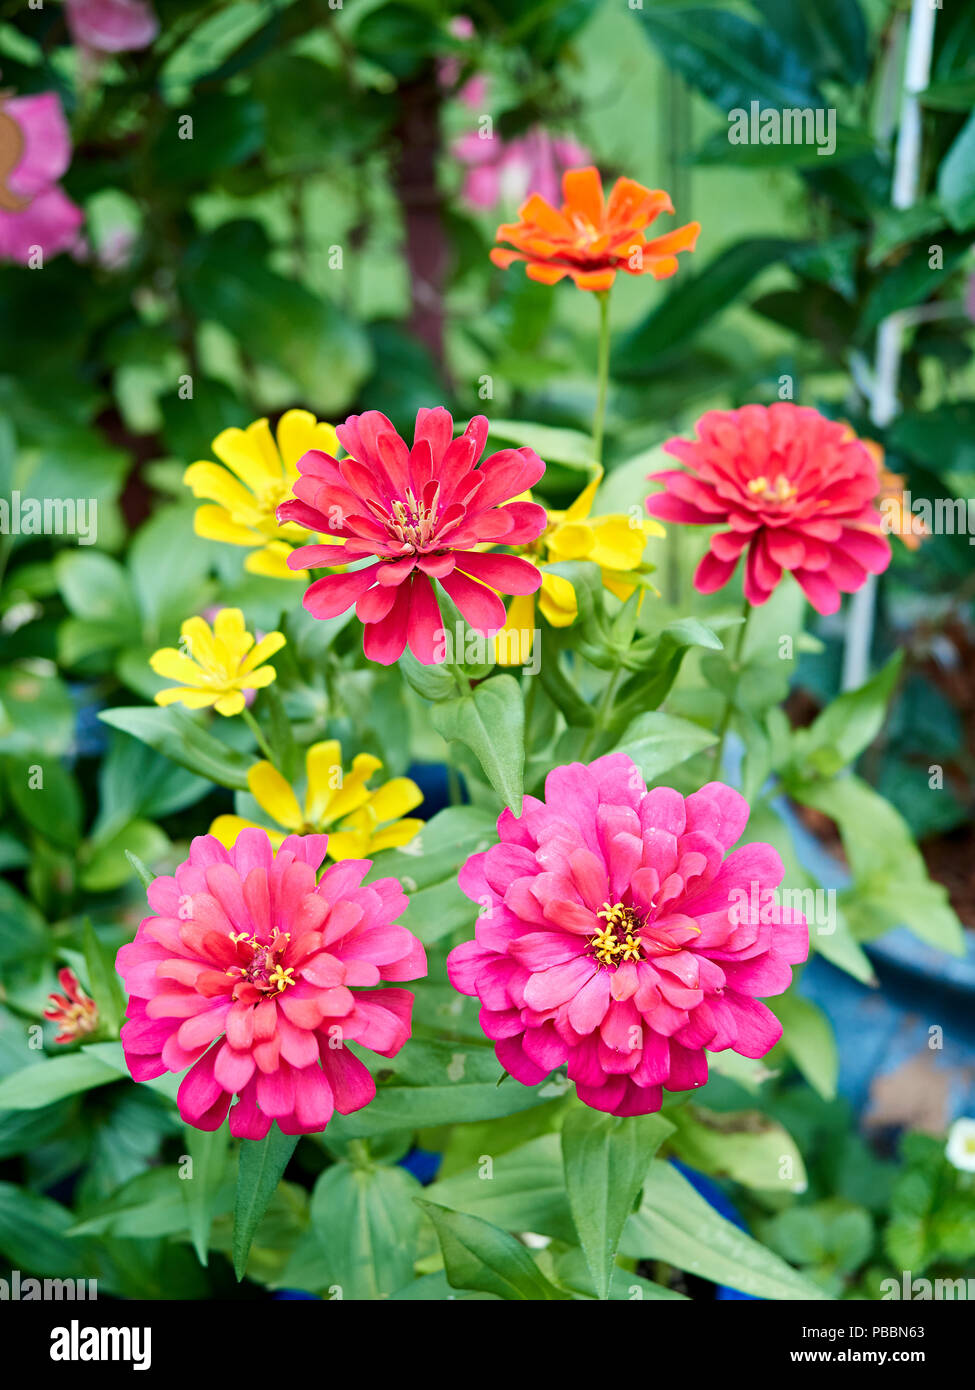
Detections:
[547, 520, 596, 561]
[276, 410, 339, 473]
[244, 666, 278, 691]
[324, 829, 371, 862]
[538, 571, 578, 627]
[587, 515, 651, 572]
[245, 543, 307, 580]
[364, 777, 424, 823]
[180, 616, 220, 671]
[193, 504, 264, 547]
[184, 462, 258, 514]
[214, 691, 246, 716]
[154, 687, 217, 709]
[245, 418, 283, 476]
[365, 818, 424, 852]
[304, 740, 343, 823]
[149, 648, 208, 686]
[563, 467, 604, 523]
[209, 814, 265, 849]
[491, 591, 536, 665]
[247, 761, 304, 831]
[239, 630, 286, 674]
[324, 752, 383, 823]
[211, 423, 277, 492]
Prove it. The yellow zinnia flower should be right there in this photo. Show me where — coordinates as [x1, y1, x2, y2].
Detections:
[183, 410, 341, 579]
[150, 608, 285, 717]
[209, 741, 424, 861]
[493, 468, 665, 663]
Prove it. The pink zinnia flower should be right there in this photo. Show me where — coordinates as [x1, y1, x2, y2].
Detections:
[645, 403, 891, 615]
[116, 830, 426, 1137]
[44, 968, 99, 1044]
[447, 756, 807, 1117]
[0, 92, 84, 265]
[278, 407, 547, 665]
[65, 0, 159, 53]
[455, 126, 592, 213]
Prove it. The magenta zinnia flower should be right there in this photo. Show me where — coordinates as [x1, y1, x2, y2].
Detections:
[645, 403, 891, 615]
[0, 92, 83, 265]
[117, 830, 426, 1137]
[277, 407, 547, 665]
[447, 755, 807, 1116]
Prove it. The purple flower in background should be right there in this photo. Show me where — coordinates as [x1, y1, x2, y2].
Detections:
[0, 92, 84, 265]
[65, 0, 158, 54]
[455, 125, 592, 213]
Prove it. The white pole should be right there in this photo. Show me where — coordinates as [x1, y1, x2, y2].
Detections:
[841, 0, 937, 691]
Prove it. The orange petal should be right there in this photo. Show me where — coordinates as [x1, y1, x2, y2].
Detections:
[569, 266, 616, 291]
[642, 221, 702, 257]
[562, 166, 604, 224]
[526, 260, 569, 285]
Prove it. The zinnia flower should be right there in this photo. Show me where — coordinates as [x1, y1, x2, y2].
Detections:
[0, 92, 83, 265]
[116, 829, 426, 1136]
[210, 741, 423, 860]
[493, 466, 664, 663]
[277, 407, 548, 665]
[645, 403, 892, 615]
[490, 165, 699, 291]
[455, 126, 591, 213]
[447, 755, 807, 1117]
[150, 608, 285, 716]
[184, 412, 342, 579]
[65, 0, 158, 53]
[44, 968, 98, 1044]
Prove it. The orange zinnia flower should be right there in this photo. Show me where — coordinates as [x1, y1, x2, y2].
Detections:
[489, 165, 700, 292]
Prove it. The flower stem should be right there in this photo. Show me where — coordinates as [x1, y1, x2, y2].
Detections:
[241, 706, 276, 765]
[710, 597, 752, 780]
[592, 289, 612, 467]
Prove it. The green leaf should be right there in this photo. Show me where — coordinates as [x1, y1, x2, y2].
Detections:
[618, 239, 796, 373]
[486, 419, 595, 468]
[419, 1202, 570, 1300]
[637, 9, 822, 112]
[80, 818, 170, 893]
[398, 649, 456, 702]
[554, 1247, 687, 1301]
[0, 1182, 90, 1277]
[184, 1125, 231, 1267]
[305, 1161, 423, 1299]
[616, 710, 717, 783]
[669, 1106, 808, 1192]
[562, 1109, 673, 1299]
[3, 754, 82, 848]
[938, 110, 975, 231]
[98, 706, 253, 790]
[0, 1053, 120, 1110]
[426, 1135, 575, 1242]
[233, 1129, 298, 1281]
[125, 849, 156, 889]
[790, 650, 902, 777]
[55, 549, 139, 627]
[622, 1162, 828, 1299]
[750, 0, 868, 83]
[430, 674, 525, 813]
[82, 920, 126, 1036]
[769, 993, 838, 1101]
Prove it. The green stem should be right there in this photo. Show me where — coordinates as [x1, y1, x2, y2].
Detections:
[592, 289, 612, 467]
[710, 597, 752, 780]
[581, 663, 624, 760]
[241, 707, 276, 766]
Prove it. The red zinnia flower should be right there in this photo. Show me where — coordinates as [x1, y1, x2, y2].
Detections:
[490, 165, 700, 292]
[116, 830, 426, 1137]
[447, 756, 807, 1117]
[645, 403, 891, 614]
[277, 407, 547, 664]
[44, 968, 98, 1044]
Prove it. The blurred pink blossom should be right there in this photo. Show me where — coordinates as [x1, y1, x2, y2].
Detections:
[0, 92, 84, 265]
[454, 124, 592, 212]
[65, 0, 159, 53]
[439, 14, 488, 110]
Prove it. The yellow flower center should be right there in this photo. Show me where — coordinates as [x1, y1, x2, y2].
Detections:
[747, 474, 797, 504]
[226, 929, 295, 996]
[386, 488, 441, 553]
[589, 902, 646, 967]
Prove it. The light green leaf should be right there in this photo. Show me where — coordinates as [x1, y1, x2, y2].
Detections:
[622, 1162, 828, 1299]
[98, 705, 253, 790]
[431, 673, 525, 813]
[562, 1109, 673, 1299]
[617, 710, 717, 783]
[770, 992, 838, 1101]
[0, 1053, 120, 1110]
[304, 1161, 423, 1299]
[419, 1202, 570, 1300]
[233, 1129, 298, 1280]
